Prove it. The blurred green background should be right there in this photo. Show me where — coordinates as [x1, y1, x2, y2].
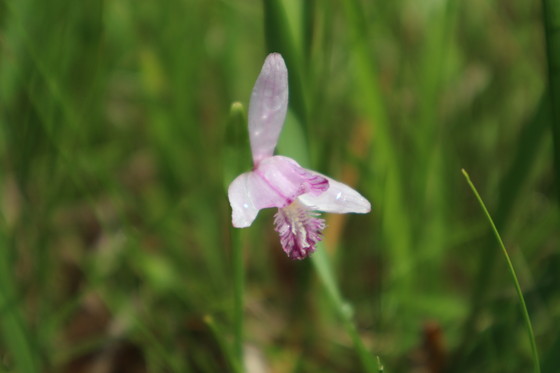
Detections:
[0, 0, 559, 372]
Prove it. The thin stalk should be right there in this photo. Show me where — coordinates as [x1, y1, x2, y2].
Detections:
[455, 97, 550, 366]
[311, 248, 379, 373]
[224, 102, 248, 372]
[204, 315, 242, 373]
[461, 169, 540, 373]
[231, 227, 244, 370]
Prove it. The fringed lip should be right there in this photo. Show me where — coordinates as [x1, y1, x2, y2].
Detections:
[274, 200, 326, 260]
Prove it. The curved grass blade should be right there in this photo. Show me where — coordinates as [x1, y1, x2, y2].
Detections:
[461, 169, 540, 373]
[455, 97, 550, 365]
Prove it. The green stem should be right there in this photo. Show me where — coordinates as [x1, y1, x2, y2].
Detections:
[454, 98, 550, 367]
[461, 169, 540, 373]
[311, 248, 379, 373]
[231, 227, 244, 371]
[204, 315, 242, 373]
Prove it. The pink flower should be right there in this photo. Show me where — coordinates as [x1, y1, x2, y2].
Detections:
[228, 53, 371, 260]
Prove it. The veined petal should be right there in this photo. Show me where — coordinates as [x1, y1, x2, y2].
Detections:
[255, 156, 329, 201]
[248, 53, 288, 165]
[227, 156, 330, 228]
[298, 175, 371, 214]
[228, 171, 289, 228]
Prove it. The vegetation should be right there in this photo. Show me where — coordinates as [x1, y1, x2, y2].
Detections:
[0, 0, 558, 372]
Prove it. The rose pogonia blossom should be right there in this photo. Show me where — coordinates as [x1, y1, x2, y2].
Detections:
[228, 53, 371, 260]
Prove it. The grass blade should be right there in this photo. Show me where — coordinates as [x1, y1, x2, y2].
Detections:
[279, 115, 379, 373]
[455, 97, 550, 364]
[310, 248, 379, 373]
[264, 3, 379, 370]
[204, 315, 242, 373]
[262, 0, 308, 133]
[0, 220, 38, 373]
[540, 0, 560, 203]
[461, 169, 540, 373]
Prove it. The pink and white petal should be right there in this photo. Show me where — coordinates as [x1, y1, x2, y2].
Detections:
[228, 157, 331, 228]
[228, 170, 293, 228]
[298, 176, 371, 214]
[248, 53, 288, 165]
[256, 156, 329, 201]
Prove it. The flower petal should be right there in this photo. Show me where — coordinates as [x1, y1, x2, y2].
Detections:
[228, 171, 288, 228]
[298, 175, 371, 214]
[248, 53, 288, 165]
[255, 156, 329, 201]
[227, 156, 330, 228]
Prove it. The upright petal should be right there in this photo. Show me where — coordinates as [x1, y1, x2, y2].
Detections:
[298, 175, 371, 214]
[248, 53, 288, 165]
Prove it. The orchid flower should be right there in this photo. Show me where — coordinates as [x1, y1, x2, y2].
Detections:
[228, 53, 371, 260]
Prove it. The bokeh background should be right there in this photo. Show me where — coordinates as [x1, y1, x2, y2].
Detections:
[1, 0, 559, 372]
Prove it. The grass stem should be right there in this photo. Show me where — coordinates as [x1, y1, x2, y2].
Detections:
[461, 169, 540, 373]
[311, 248, 379, 373]
[231, 227, 244, 371]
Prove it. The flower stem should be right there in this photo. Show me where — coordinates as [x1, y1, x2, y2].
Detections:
[461, 169, 540, 373]
[231, 227, 244, 371]
[311, 248, 379, 372]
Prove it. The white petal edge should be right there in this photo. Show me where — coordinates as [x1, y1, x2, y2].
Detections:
[228, 173, 260, 227]
[298, 175, 371, 214]
[248, 53, 288, 165]
[228, 168, 294, 228]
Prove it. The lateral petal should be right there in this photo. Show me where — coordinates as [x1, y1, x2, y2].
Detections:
[298, 175, 371, 214]
[228, 156, 330, 228]
[228, 171, 288, 228]
[248, 53, 288, 164]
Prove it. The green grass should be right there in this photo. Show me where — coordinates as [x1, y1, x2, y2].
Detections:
[462, 169, 540, 373]
[0, 0, 558, 372]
